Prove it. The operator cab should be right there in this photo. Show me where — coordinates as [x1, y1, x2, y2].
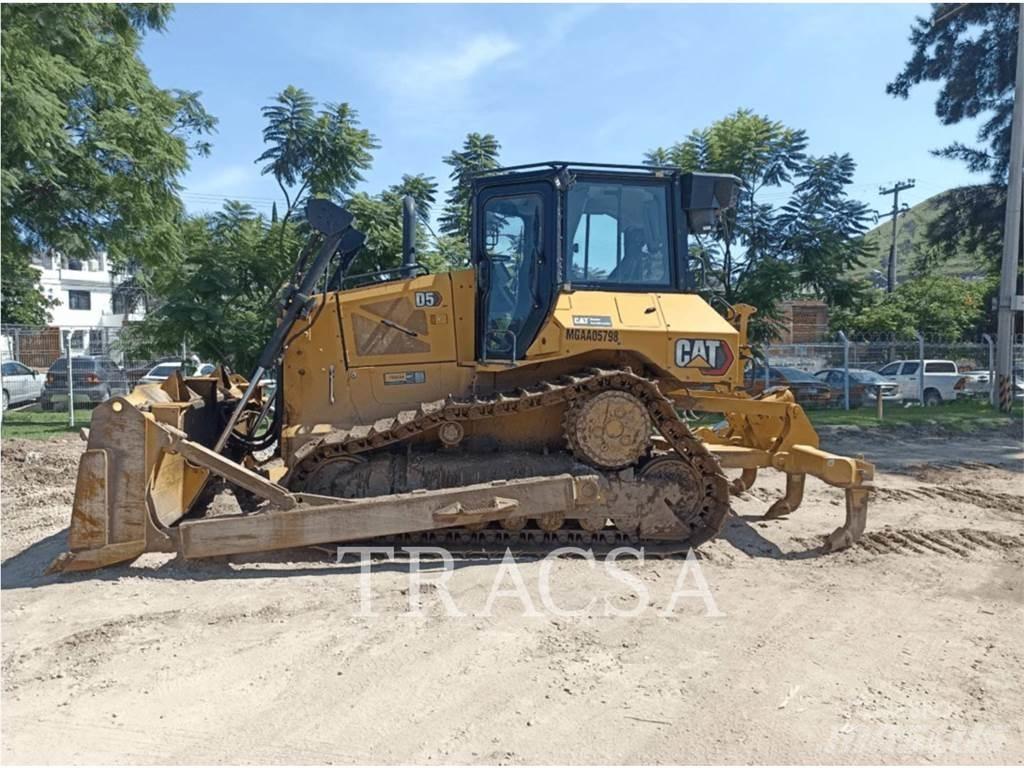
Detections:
[470, 162, 739, 361]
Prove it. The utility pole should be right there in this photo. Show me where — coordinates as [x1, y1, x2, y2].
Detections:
[995, 5, 1024, 413]
[878, 180, 915, 293]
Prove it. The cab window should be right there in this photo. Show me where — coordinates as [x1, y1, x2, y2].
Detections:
[567, 181, 670, 286]
[482, 194, 543, 358]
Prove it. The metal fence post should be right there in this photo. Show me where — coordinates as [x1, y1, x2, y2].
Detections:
[916, 330, 926, 406]
[763, 350, 770, 390]
[838, 330, 850, 410]
[65, 330, 75, 427]
[982, 333, 995, 408]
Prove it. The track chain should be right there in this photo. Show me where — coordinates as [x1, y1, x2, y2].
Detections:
[289, 368, 731, 547]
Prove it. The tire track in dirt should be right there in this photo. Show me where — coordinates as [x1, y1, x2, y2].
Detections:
[798, 528, 1024, 559]
[871, 486, 1024, 517]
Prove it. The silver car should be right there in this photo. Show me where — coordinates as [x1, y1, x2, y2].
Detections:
[1, 360, 44, 411]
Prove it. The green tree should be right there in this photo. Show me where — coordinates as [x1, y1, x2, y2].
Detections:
[126, 89, 440, 369]
[646, 109, 871, 340]
[257, 86, 378, 223]
[888, 4, 1019, 270]
[889, 3, 1018, 179]
[0, 250, 54, 324]
[346, 174, 439, 279]
[830, 275, 995, 339]
[439, 133, 501, 265]
[1, 3, 215, 323]
[121, 203, 303, 372]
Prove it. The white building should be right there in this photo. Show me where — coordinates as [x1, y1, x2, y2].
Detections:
[31, 252, 145, 354]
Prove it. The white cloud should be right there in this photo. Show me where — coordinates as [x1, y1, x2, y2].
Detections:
[376, 33, 519, 102]
[541, 5, 598, 48]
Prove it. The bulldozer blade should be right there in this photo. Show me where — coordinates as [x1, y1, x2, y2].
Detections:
[49, 379, 226, 574]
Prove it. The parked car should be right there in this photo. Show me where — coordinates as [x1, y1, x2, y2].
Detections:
[813, 368, 901, 408]
[744, 365, 834, 407]
[40, 356, 129, 410]
[1, 360, 44, 411]
[876, 359, 960, 406]
[138, 359, 216, 385]
[140, 361, 181, 384]
[954, 370, 991, 399]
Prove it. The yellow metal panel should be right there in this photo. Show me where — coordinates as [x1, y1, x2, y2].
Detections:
[340, 273, 457, 367]
[614, 293, 663, 328]
[522, 289, 740, 387]
[450, 268, 477, 365]
[656, 293, 737, 334]
[282, 292, 348, 429]
[368, 363, 474, 407]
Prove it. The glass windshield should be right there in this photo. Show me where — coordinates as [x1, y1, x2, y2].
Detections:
[49, 358, 96, 371]
[567, 181, 670, 286]
[852, 371, 886, 384]
[148, 364, 180, 378]
[483, 193, 542, 358]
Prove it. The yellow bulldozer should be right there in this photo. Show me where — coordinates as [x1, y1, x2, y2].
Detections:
[50, 162, 873, 573]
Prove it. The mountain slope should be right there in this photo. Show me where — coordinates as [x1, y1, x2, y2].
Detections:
[851, 188, 990, 286]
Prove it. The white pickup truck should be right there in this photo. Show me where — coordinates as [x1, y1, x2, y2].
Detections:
[877, 359, 961, 406]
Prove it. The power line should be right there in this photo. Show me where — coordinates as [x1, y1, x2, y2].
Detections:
[931, 3, 969, 28]
[878, 179, 916, 293]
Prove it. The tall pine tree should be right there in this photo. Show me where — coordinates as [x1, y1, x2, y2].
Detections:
[439, 133, 501, 265]
[888, 3, 1019, 271]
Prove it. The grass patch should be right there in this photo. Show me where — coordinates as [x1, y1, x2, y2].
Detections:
[1, 406, 94, 440]
[808, 398, 1017, 432]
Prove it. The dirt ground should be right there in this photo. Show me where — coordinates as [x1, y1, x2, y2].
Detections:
[2, 425, 1022, 765]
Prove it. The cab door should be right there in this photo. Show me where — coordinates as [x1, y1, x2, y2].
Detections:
[474, 182, 555, 361]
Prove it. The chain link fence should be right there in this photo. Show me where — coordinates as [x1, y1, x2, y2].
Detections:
[3, 324, 1022, 419]
[762, 332, 1024, 409]
[1, 324, 193, 419]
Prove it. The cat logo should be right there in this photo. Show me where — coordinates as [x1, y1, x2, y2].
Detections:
[674, 338, 734, 376]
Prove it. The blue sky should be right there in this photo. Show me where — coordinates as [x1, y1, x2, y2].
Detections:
[142, 3, 985, 220]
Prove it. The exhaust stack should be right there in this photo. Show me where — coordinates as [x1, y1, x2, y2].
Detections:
[401, 194, 417, 277]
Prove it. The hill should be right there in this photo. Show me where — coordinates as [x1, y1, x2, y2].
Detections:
[850, 188, 990, 286]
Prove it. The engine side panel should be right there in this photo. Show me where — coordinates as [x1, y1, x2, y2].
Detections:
[339, 272, 460, 367]
[280, 272, 477, 462]
[517, 290, 742, 389]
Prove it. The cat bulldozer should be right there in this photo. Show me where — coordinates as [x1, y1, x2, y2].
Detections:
[50, 162, 873, 573]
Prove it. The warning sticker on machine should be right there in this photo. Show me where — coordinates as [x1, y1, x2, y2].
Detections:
[571, 315, 613, 327]
[383, 371, 426, 386]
